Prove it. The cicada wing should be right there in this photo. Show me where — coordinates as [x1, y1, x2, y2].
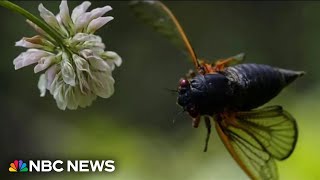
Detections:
[130, 1, 199, 68]
[216, 122, 278, 180]
[236, 106, 298, 160]
[216, 123, 278, 180]
[211, 53, 246, 71]
[223, 53, 246, 66]
[215, 106, 298, 180]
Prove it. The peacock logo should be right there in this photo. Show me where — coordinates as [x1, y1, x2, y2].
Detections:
[9, 160, 28, 172]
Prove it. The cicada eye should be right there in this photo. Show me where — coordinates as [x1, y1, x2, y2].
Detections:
[179, 78, 190, 88]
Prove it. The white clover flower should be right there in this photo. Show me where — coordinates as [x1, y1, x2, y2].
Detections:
[13, 0, 122, 110]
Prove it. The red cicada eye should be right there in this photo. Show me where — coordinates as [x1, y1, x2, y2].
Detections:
[179, 78, 190, 88]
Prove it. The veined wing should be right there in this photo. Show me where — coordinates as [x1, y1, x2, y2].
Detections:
[215, 106, 298, 180]
[130, 1, 199, 68]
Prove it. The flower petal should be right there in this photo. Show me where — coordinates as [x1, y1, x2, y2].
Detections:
[79, 49, 93, 57]
[75, 86, 96, 108]
[100, 51, 122, 70]
[50, 72, 62, 95]
[55, 14, 70, 37]
[15, 38, 43, 49]
[72, 33, 102, 43]
[74, 13, 91, 32]
[13, 49, 51, 70]
[34, 56, 55, 73]
[55, 86, 67, 110]
[26, 20, 47, 37]
[51, 76, 68, 110]
[90, 71, 115, 98]
[38, 74, 47, 97]
[104, 51, 122, 67]
[87, 16, 113, 33]
[56, 99, 67, 110]
[82, 41, 105, 50]
[78, 94, 96, 108]
[76, 68, 90, 94]
[38, 3, 60, 30]
[64, 86, 79, 110]
[74, 5, 112, 32]
[45, 64, 57, 89]
[15, 36, 55, 51]
[61, 54, 76, 86]
[89, 5, 112, 20]
[71, 1, 91, 23]
[87, 55, 110, 71]
[73, 54, 91, 75]
[59, 0, 72, 27]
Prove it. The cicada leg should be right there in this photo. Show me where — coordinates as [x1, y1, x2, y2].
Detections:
[203, 116, 211, 152]
[192, 116, 201, 128]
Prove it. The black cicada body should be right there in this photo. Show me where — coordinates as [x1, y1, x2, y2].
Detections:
[131, 1, 304, 179]
[178, 63, 304, 118]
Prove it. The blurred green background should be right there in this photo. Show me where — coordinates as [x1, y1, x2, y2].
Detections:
[0, 1, 319, 180]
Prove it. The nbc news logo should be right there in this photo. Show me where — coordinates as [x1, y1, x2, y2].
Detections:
[9, 160, 28, 172]
[9, 159, 115, 173]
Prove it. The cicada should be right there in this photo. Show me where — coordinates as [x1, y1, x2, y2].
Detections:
[131, 1, 304, 179]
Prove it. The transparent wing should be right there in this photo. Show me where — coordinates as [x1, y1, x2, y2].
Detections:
[130, 1, 199, 68]
[236, 106, 298, 160]
[215, 106, 298, 180]
[211, 53, 246, 72]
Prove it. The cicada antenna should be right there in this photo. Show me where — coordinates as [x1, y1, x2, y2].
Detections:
[173, 109, 186, 124]
[164, 88, 178, 95]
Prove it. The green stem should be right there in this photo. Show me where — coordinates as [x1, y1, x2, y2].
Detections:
[0, 0, 64, 47]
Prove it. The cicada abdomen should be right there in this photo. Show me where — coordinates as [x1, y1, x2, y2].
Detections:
[223, 63, 305, 111]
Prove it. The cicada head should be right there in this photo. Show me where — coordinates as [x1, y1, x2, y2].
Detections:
[177, 78, 200, 118]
